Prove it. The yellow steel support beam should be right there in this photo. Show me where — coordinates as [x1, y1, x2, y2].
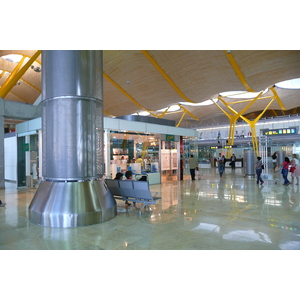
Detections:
[271, 110, 278, 116]
[103, 73, 146, 110]
[292, 107, 298, 114]
[103, 110, 116, 117]
[224, 50, 255, 92]
[156, 107, 170, 118]
[141, 50, 196, 103]
[239, 97, 276, 156]
[1, 69, 42, 93]
[214, 91, 263, 146]
[21, 78, 41, 93]
[176, 111, 187, 127]
[0, 50, 41, 99]
[7, 91, 27, 103]
[227, 95, 273, 105]
[269, 86, 286, 111]
[103, 72, 158, 118]
[178, 104, 199, 120]
[0, 56, 26, 92]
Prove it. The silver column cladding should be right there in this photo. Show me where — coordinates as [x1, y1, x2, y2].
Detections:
[29, 50, 117, 227]
[243, 149, 255, 176]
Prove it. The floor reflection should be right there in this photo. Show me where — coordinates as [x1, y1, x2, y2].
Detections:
[1, 167, 300, 250]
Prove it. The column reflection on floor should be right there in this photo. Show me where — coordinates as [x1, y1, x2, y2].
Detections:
[1, 168, 300, 250]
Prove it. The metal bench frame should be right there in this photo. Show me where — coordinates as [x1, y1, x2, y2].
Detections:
[105, 179, 161, 212]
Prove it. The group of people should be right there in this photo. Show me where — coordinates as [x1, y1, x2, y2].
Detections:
[278, 154, 300, 186]
[188, 151, 300, 186]
[255, 152, 300, 186]
[216, 153, 236, 177]
[114, 170, 147, 205]
[188, 153, 237, 180]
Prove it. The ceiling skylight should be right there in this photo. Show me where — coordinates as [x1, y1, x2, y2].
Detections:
[275, 78, 300, 89]
[179, 98, 218, 106]
[132, 111, 150, 116]
[157, 105, 180, 112]
[1, 54, 24, 63]
[219, 89, 268, 99]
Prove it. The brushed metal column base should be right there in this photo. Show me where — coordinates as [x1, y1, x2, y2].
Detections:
[29, 179, 117, 227]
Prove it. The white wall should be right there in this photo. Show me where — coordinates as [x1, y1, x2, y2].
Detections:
[4, 136, 17, 181]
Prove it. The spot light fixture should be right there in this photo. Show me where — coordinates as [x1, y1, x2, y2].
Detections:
[31, 65, 41, 72]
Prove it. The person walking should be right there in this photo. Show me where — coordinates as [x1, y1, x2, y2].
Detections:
[188, 154, 198, 180]
[255, 156, 264, 185]
[231, 153, 236, 170]
[281, 157, 290, 186]
[271, 152, 277, 172]
[217, 153, 225, 178]
[290, 154, 300, 185]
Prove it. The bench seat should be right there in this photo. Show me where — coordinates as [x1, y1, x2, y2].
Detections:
[105, 179, 161, 212]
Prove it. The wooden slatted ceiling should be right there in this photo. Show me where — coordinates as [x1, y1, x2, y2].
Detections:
[1, 50, 300, 126]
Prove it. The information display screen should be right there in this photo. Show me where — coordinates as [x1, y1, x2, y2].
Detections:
[261, 127, 297, 136]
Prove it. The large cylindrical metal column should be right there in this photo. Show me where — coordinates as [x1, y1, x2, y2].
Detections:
[243, 149, 255, 177]
[29, 50, 117, 227]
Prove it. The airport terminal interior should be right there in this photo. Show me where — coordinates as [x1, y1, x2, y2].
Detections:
[1, 50, 300, 251]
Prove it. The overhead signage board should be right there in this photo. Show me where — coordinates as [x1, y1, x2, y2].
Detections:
[262, 127, 297, 136]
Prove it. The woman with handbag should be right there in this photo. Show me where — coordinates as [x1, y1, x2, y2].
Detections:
[255, 156, 264, 185]
[281, 157, 291, 185]
[290, 154, 300, 185]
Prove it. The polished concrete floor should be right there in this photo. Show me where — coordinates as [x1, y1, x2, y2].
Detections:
[1, 167, 300, 250]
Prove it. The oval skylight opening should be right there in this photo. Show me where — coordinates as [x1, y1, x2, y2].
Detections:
[1, 54, 24, 63]
[157, 105, 180, 112]
[275, 78, 300, 89]
[179, 98, 218, 106]
[132, 111, 150, 116]
[219, 89, 268, 99]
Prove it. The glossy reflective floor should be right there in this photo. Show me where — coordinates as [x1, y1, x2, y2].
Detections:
[1, 167, 300, 250]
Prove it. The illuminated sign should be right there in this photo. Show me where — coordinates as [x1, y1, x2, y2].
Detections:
[261, 127, 297, 136]
[166, 134, 175, 141]
[224, 145, 237, 149]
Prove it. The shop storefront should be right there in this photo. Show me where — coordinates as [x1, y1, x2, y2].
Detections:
[13, 116, 197, 187]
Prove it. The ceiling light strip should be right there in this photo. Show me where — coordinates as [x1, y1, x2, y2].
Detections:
[141, 50, 196, 103]
[224, 51, 255, 93]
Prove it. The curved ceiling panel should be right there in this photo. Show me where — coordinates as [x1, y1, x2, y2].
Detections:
[1, 50, 300, 127]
